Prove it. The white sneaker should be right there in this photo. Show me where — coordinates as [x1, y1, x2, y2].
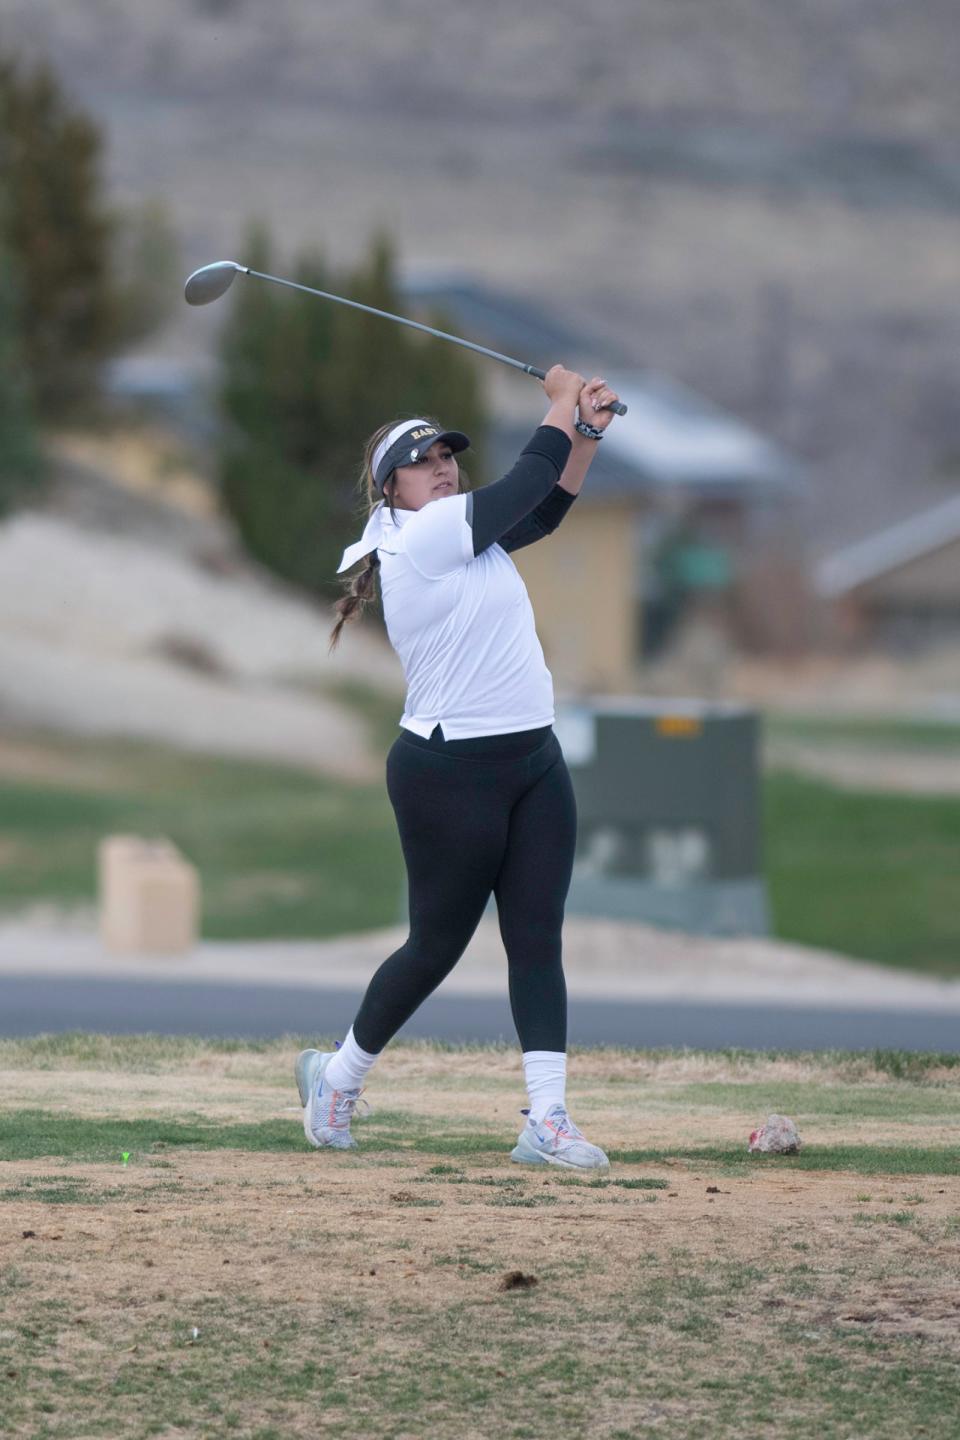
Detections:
[510, 1104, 610, 1171]
[295, 1048, 322, 1107]
[297, 1049, 367, 1151]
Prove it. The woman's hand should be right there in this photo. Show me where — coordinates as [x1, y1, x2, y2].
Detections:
[542, 364, 586, 407]
[578, 377, 621, 432]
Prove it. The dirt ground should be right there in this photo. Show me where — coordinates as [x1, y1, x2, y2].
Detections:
[3, 1043, 960, 1437]
[5, 1148, 958, 1327]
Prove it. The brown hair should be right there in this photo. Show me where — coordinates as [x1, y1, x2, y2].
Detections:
[328, 417, 471, 653]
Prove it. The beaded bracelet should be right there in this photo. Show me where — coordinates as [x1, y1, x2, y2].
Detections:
[574, 418, 604, 441]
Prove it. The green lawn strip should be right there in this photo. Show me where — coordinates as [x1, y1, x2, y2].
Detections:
[610, 1144, 960, 1176]
[0, 732, 405, 940]
[763, 772, 960, 973]
[0, 1109, 506, 1164]
[3, 729, 960, 969]
[2, 1111, 959, 1175]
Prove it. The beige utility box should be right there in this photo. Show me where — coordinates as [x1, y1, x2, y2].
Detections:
[98, 835, 200, 955]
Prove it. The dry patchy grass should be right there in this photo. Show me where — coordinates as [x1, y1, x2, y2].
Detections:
[2, 1040, 960, 1439]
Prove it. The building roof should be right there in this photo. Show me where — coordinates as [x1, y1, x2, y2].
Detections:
[814, 492, 960, 598]
[402, 270, 585, 364]
[490, 370, 801, 503]
[594, 371, 801, 495]
[403, 271, 803, 503]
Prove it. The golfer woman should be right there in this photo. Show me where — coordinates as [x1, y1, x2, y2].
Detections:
[296, 365, 620, 1169]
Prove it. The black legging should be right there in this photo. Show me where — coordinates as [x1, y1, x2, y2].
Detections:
[351, 723, 577, 1054]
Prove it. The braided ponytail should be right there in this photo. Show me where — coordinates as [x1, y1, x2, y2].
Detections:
[328, 547, 381, 654]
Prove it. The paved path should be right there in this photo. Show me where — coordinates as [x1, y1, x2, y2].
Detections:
[4, 915, 960, 1051]
[2, 973, 958, 1051]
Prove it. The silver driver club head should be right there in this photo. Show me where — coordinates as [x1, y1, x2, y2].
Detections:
[184, 260, 246, 306]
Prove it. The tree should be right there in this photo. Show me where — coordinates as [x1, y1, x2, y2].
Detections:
[217, 224, 489, 601]
[0, 50, 179, 425]
[0, 225, 43, 515]
[0, 52, 118, 418]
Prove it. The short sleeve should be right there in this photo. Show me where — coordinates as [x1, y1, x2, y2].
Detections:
[401, 492, 475, 580]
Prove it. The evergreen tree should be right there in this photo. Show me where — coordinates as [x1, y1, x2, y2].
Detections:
[217, 224, 489, 601]
[0, 51, 116, 418]
[0, 222, 43, 515]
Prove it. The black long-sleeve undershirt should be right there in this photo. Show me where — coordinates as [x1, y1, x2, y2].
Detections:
[467, 425, 575, 558]
[497, 482, 578, 555]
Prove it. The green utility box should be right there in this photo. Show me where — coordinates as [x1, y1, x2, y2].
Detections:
[553, 697, 769, 936]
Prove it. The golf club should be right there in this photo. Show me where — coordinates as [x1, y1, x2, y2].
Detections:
[184, 260, 628, 416]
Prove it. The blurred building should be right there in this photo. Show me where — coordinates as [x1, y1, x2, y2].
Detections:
[814, 494, 960, 652]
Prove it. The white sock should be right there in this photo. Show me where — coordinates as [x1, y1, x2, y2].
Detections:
[323, 1026, 379, 1093]
[522, 1050, 567, 1124]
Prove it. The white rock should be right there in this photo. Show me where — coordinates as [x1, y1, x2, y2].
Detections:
[748, 1113, 802, 1154]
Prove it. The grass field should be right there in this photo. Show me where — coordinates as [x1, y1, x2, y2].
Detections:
[2, 1036, 960, 1439]
[2, 709, 960, 972]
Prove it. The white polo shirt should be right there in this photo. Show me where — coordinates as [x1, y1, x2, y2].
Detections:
[337, 492, 555, 739]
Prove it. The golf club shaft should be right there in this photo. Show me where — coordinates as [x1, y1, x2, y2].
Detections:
[242, 266, 628, 416]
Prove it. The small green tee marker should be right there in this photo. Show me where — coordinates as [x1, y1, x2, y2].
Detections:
[122, 1152, 130, 1166]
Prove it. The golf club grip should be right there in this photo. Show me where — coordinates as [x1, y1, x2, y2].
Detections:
[527, 366, 629, 417]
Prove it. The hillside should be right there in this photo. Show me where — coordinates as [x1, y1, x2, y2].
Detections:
[3, 0, 959, 548]
[0, 430, 404, 780]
